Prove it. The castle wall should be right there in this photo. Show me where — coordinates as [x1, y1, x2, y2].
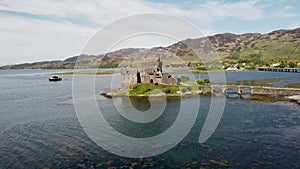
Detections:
[121, 68, 138, 89]
[162, 73, 180, 86]
[140, 68, 163, 84]
[121, 56, 179, 89]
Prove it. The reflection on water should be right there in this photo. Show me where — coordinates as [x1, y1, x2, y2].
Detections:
[99, 97, 180, 138]
[0, 70, 299, 168]
[129, 97, 151, 111]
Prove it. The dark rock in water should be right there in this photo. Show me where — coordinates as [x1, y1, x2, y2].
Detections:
[100, 92, 112, 98]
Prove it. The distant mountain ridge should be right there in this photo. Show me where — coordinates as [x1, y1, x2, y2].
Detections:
[1, 27, 300, 69]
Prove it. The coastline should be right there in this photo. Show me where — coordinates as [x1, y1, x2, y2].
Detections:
[50, 70, 118, 76]
[101, 89, 300, 106]
[101, 89, 210, 98]
[167, 69, 250, 74]
[40, 68, 249, 76]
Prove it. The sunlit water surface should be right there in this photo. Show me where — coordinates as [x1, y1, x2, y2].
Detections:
[0, 70, 299, 168]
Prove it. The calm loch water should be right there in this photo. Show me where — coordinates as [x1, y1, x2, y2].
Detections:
[0, 70, 299, 168]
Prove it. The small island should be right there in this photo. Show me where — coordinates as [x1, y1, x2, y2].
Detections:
[102, 56, 211, 97]
[101, 56, 300, 105]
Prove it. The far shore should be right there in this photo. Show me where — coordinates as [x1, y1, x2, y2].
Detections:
[48, 68, 250, 76]
[50, 70, 118, 76]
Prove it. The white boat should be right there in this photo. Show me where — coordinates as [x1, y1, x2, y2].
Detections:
[49, 75, 62, 81]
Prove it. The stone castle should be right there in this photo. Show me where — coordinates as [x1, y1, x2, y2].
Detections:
[121, 56, 180, 89]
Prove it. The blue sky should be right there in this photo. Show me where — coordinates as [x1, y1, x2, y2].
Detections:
[0, 0, 299, 65]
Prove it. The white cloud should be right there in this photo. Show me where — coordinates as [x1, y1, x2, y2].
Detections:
[273, 4, 298, 19]
[0, 0, 263, 26]
[201, 1, 262, 20]
[82, 13, 210, 55]
[0, 15, 96, 64]
[152, 0, 263, 22]
[284, 6, 293, 12]
[0, 0, 158, 26]
[0, 0, 265, 64]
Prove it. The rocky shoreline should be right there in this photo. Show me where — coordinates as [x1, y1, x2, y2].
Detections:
[286, 95, 300, 105]
[100, 89, 300, 106]
[100, 89, 210, 98]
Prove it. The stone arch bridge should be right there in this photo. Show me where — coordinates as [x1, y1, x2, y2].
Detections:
[199, 85, 300, 96]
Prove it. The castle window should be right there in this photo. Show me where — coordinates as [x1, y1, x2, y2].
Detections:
[137, 72, 141, 83]
[150, 79, 153, 83]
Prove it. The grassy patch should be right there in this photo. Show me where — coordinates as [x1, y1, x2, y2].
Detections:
[284, 82, 300, 88]
[129, 83, 180, 95]
[191, 69, 226, 73]
[181, 81, 198, 86]
[227, 78, 286, 86]
[181, 79, 211, 86]
[167, 69, 226, 75]
[250, 94, 287, 102]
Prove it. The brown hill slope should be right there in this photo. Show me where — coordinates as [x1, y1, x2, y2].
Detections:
[1, 27, 299, 69]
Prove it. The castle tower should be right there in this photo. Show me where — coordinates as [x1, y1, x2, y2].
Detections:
[157, 56, 163, 72]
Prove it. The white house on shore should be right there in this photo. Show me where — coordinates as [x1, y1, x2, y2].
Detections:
[271, 63, 280, 67]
